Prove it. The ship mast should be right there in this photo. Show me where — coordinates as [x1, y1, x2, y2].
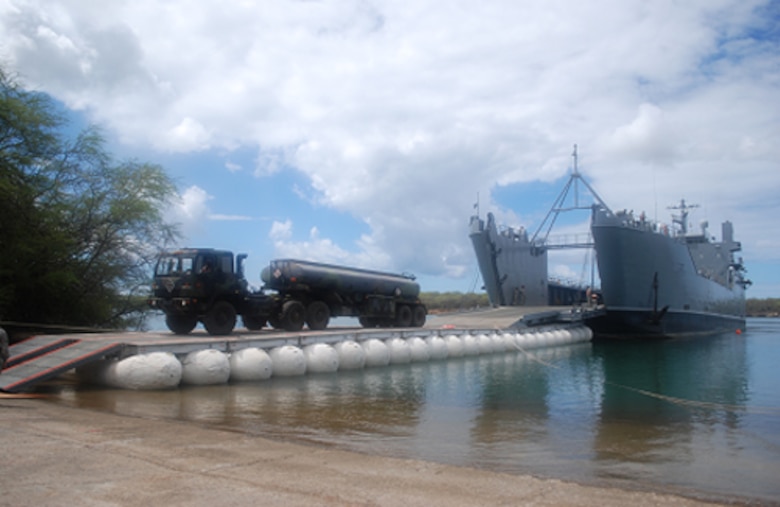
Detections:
[668, 199, 698, 236]
[530, 145, 611, 247]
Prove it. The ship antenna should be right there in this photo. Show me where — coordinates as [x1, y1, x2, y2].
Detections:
[572, 144, 579, 175]
[572, 144, 579, 207]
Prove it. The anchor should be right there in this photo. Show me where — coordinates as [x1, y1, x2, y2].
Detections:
[648, 272, 669, 325]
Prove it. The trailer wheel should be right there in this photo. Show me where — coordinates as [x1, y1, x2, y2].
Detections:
[395, 304, 413, 328]
[281, 300, 306, 332]
[306, 301, 330, 331]
[166, 314, 198, 335]
[411, 305, 427, 327]
[203, 301, 237, 335]
[242, 314, 265, 331]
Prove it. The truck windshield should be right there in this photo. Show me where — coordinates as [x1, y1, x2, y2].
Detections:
[155, 256, 195, 276]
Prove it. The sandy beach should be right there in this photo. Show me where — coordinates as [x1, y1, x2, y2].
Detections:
[0, 397, 737, 507]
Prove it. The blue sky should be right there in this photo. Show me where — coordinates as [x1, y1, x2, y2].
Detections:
[2, 0, 778, 297]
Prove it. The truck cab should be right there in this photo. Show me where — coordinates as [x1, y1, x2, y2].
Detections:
[149, 248, 264, 335]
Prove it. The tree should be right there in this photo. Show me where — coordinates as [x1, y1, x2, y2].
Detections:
[0, 68, 180, 331]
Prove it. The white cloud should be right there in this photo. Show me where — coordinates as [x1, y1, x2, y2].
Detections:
[268, 220, 293, 242]
[168, 185, 212, 239]
[225, 161, 242, 173]
[162, 117, 211, 152]
[2, 0, 778, 286]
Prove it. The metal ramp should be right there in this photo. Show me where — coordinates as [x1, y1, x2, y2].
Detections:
[1, 336, 123, 393]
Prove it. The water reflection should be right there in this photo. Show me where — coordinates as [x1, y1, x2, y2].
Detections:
[51, 327, 780, 503]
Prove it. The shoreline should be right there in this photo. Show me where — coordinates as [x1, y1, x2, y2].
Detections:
[0, 398, 741, 507]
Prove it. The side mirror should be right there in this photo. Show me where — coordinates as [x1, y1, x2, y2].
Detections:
[236, 253, 248, 278]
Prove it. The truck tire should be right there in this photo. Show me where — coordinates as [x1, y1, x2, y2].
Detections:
[166, 314, 198, 335]
[0, 326, 9, 370]
[203, 301, 237, 335]
[359, 316, 378, 328]
[268, 313, 282, 329]
[242, 314, 265, 331]
[306, 301, 330, 331]
[281, 300, 305, 332]
[395, 304, 413, 328]
[411, 305, 426, 327]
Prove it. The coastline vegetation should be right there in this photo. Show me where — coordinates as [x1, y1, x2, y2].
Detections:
[745, 298, 780, 317]
[422, 292, 780, 317]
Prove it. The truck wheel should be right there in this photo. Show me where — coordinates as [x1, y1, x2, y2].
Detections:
[166, 314, 198, 335]
[203, 301, 237, 335]
[395, 304, 413, 328]
[306, 301, 330, 331]
[268, 314, 282, 329]
[281, 300, 305, 332]
[242, 314, 265, 331]
[411, 305, 427, 327]
[0, 326, 8, 370]
[359, 316, 378, 328]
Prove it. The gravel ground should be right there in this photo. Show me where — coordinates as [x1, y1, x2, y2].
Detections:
[0, 397, 736, 507]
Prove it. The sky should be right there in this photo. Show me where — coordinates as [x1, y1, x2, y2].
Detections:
[1, 0, 778, 297]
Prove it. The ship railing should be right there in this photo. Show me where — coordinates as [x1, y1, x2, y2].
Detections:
[537, 232, 594, 250]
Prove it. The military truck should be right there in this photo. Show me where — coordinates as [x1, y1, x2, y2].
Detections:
[148, 249, 427, 335]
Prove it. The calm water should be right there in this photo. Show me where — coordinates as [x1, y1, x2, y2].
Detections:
[48, 318, 780, 504]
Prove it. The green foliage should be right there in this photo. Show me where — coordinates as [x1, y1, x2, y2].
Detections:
[420, 291, 490, 312]
[746, 298, 780, 317]
[0, 68, 180, 330]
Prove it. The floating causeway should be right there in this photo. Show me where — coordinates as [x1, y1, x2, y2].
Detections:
[1, 305, 604, 393]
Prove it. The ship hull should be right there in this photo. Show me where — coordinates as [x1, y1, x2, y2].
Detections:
[586, 308, 745, 339]
[589, 208, 746, 339]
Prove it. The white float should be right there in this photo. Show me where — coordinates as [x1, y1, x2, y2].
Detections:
[462, 334, 480, 356]
[229, 347, 273, 382]
[387, 337, 411, 364]
[523, 332, 540, 349]
[181, 349, 230, 385]
[76, 352, 183, 390]
[444, 334, 463, 357]
[476, 334, 493, 354]
[512, 332, 528, 349]
[582, 326, 594, 340]
[407, 337, 431, 362]
[362, 338, 390, 367]
[488, 333, 504, 353]
[269, 345, 307, 376]
[425, 335, 449, 360]
[112, 352, 183, 389]
[334, 340, 365, 370]
[304, 343, 339, 373]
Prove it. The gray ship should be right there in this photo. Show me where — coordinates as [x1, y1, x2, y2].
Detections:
[588, 199, 750, 338]
[470, 148, 750, 338]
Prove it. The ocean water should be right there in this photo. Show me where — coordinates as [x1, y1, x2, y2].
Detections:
[50, 318, 780, 504]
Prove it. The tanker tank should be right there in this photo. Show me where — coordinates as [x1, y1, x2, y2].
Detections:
[262, 259, 421, 299]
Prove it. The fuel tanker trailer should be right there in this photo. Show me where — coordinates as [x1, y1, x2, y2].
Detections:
[262, 259, 427, 331]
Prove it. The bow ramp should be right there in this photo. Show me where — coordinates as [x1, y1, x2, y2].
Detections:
[0, 336, 122, 393]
